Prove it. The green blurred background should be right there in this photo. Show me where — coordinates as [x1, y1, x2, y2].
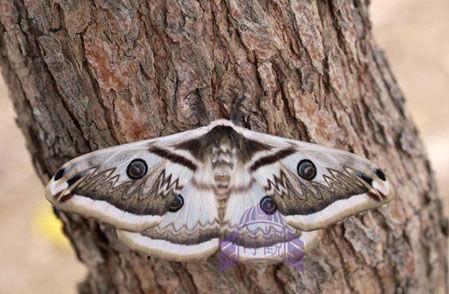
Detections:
[0, 1, 448, 293]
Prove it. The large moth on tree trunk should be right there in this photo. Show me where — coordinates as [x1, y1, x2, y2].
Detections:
[46, 120, 392, 263]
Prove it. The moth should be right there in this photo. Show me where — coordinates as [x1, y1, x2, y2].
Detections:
[46, 119, 392, 262]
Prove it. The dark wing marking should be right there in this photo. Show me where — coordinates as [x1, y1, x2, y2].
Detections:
[249, 147, 296, 171]
[149, 146, 197, 171]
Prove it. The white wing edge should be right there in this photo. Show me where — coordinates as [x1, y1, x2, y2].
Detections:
[117, 230, 219, 261]
[285, 185, 392, 231]
[46, 190, 162, 232]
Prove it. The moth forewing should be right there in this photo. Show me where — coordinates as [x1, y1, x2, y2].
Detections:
[242, 127, 393, 232]
[280, 150, 392, 231]
[45, 137, 199, 232]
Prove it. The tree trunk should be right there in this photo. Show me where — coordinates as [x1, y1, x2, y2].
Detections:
[0, 0, 447, 293]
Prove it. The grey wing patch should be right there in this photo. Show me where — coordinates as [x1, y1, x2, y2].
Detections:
[71, 167, 183, 216]
[263, 167, 370, 216]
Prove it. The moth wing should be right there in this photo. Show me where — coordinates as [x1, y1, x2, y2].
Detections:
[117, 181, 220, 261]
[46, 125, 211, 232]
[234, 126, 393, 231]
[220, 176, 318, 263]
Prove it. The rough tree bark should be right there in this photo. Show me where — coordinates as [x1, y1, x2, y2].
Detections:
[0, 0, 447, 293]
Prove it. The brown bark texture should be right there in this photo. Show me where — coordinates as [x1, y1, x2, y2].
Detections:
[0, 0, 447, 293]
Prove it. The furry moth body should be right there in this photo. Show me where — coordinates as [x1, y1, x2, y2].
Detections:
[46, 120, 393, 262]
